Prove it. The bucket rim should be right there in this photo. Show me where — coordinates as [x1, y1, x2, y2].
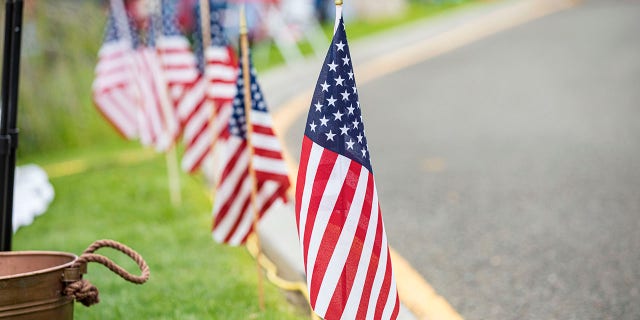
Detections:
[0, 251, 78, 280]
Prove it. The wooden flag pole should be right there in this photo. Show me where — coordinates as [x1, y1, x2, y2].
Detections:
[152, 0, 182, 207]
[198, 0, 221, 189]
[239, 5, 265, 311]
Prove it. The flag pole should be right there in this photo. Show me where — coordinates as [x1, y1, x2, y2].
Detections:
[152, 0, 182, 207]
[199, 0, 220, 189]
[239, 5, 265, 311]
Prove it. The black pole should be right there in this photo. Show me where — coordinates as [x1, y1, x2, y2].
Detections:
[1, 0, 24, 251]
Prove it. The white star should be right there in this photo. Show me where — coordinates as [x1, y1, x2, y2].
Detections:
[357, 133, 363, 143]
[341, 90, 350, 101]
[352, 86, 357, 94]
[352, 119, 360, 129]
[335, 41, 345, 51]
[347, 71, 354, 80]
[326, 96, 337, 106]
[361, 147, 367, 158]
[319, 116, 329, 126]
[325, 130, 336, 141]
[327, 61, 338, 72]
[346, 139, 355, 150]
[314, 102, 323, 112]
[320, 81, 330, 92]
[333, 110, 344, 121]
[309, 121, 317, 132]
[342, 56, 350, 65]
[334, 75, 345, 86]
[339, 125, 349, 135]
[347, 105, 355, 115]
[357, 101, 360, 109]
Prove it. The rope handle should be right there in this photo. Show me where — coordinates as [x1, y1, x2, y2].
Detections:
[65, 239, 150, 306]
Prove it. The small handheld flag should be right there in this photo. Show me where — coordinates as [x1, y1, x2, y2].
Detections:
[295, 5, 400, 320]
[211, 49, 290, 246]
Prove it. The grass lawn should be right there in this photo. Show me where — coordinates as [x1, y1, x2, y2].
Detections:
[13, 144, 307, 319]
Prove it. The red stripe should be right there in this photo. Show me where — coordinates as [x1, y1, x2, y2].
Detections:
[391, 294, 400, 320]
[295, 136, 313, 233]
[324, 172, 374, 318]
[184, 115, 209, 147]
[222, 193, 252, 243]
[218, 141, 247, 183]
[214, 166, 250, 226]
[253, 148, 285, 160]
[302, 148, 338, 269]
[309, 160, 361, 307]
[374, 248, 394, 319]
[252, 125, 274, 135]
[355, 214, 385, 319]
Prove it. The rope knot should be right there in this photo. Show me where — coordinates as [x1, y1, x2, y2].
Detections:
[64, 279, 100, 306]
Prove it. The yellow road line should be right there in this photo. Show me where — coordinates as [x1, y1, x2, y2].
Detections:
[271, 1, 578, 319]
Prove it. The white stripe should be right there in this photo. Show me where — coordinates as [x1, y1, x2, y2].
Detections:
[181, 128, 212, 172]
[213, 176, 251, 244]
[207, 83, 237, 98]
[306, 154, 351, 289]
[212, 141, 250, 233]
[341, 181, 380, 320]
[227, 180, 279, 245]
[177, 78, 207, 119]
[206, 64, 237, 81]
[206, 46, 231, 61]
[314, 166, 369, 316]
[298, 142, 323, 275]
[161, 54, 197, 68]
[183, 100, 212, 142]
[97, 40, 130, 57]
[366, 222, 390, 319]
[252, 132, 282, 152]
[95, 56, 129, 76]
[251, 111, 274, 128]
[381, 271, 398, 320]
[162, 69, 199, 83]
[253, 155, 289, 176]
[156, 36, 190, 48]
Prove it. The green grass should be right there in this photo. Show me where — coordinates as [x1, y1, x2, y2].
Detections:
[13, 148, 307, 319]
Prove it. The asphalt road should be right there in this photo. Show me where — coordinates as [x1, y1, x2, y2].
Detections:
[280, 1, 640, 319]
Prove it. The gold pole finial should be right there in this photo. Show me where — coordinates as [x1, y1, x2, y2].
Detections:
[239, 4, 248, 35]
[335, 0, 343, 5]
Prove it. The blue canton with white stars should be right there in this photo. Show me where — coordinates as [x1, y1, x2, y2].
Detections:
[305, 17, 372, 173]
[228, 51, 269, 139]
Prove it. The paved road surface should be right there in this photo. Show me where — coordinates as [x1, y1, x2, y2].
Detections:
[280, 1, 640, 319]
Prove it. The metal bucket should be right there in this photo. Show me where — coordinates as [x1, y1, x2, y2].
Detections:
[0, 251, 77, 319]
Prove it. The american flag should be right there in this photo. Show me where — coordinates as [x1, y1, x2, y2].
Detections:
[211, 51, 290, 246]
[295, 14, 400, 320]
[92, 12, 138, 140]
[131, 24, 180, 152]
[156, 0, 199, 105]
[178, 0, 237, 174]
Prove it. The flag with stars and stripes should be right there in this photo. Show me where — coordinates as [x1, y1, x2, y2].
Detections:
[132, 13, 180, 152]
[178, 0, 238, 174]
[211, 50, 290, 246]
[92, 12, 138, 140]
[295, 12, 399, 320]
[156, 0, 199, 105]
